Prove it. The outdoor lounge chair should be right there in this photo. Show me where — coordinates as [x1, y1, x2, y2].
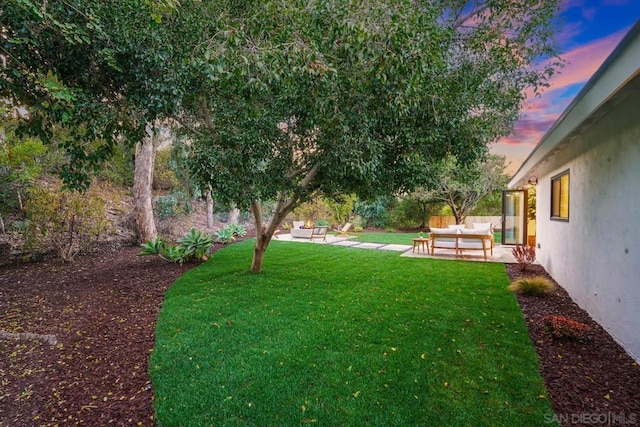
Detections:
[334, 223, 351, 236]
[310, 226, 328, 242]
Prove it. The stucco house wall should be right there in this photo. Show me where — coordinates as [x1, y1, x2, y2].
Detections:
[535, 90, 640, 362]
[509, 22, 640, 362]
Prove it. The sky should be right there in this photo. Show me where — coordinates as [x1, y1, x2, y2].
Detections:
[489, 0, 640, 176]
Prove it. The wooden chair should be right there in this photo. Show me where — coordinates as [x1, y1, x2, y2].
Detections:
[334, 223, 352, 236]
[310, 226, 328, 242]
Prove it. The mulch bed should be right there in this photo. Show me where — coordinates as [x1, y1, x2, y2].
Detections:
[1, 248, 638, 426]
[506, 264, 640, 425]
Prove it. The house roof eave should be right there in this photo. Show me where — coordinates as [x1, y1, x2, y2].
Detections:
[508, 20, 640, 189]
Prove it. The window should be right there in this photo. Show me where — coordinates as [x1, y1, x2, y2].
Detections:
[551, 170, 569, 220]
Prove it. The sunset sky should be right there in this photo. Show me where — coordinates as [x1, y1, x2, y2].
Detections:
[490, 0, 640, 176]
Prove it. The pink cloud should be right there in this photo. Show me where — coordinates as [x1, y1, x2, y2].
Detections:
[549, 29, 626, 90]
[500, 28, 626, 145]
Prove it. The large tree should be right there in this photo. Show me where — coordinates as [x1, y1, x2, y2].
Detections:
[0, 0, 195, 241]
[183, 0, 562, 272]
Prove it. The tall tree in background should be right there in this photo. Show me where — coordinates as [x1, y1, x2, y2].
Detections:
[184, 0, 562, 272]
[0, 0, 193, 241]
[426, 155, 509, 225]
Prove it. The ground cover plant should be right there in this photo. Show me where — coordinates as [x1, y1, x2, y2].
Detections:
[151, 240, 556, 426]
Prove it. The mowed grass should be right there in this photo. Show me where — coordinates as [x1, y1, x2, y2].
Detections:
[349, 231, 418, 245]
[151, 240, 556, 426]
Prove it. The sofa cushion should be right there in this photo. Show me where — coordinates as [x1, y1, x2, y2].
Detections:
[430, 227, 458, 246]
[430, 227, 459, 234]
[448, 224, 466, 230]
[472, 222, 492, 233]
[459, 229, 491, 248]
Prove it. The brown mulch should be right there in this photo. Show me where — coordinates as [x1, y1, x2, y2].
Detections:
[507, 264, 640, 425]
[1, 250, 638, 426]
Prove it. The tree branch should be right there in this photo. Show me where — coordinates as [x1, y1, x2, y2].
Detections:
[199, 96, 215, 130]
[452, 1, 491, 29]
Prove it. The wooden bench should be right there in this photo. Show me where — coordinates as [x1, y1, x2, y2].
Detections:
[429, 232, 493, 260]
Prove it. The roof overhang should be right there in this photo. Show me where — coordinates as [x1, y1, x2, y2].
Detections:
[509, 21, 640, 188]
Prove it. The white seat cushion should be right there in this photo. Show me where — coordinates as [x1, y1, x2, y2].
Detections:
[448, 224, 466, 230]
[430, 227, 458, 234]
[472, 222, 492, 233]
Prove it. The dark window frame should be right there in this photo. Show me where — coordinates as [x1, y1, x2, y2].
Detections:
[550, 169, 570, 221]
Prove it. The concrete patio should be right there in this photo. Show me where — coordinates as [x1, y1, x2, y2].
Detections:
[277, 232, 519, 263]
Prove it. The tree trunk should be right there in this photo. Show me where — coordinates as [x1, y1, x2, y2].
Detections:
[249, 165, 318, 273]
[228, 206, 240, 224]
[251, 240, 268, 274]
[133, 123, 157, 243]
[206, 189, 214, 229]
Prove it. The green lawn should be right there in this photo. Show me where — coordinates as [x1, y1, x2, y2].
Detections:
[151, 240, 555, 426]
[349, 231, 419, 245]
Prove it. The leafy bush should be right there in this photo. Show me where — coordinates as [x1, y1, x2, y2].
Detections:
[226, 223, 246, 238]
[542, 315, 592, 341]
[325, 194, 356, 225]
[153, 148, 181, 190]
[215, 227, 236, 244]
[512, 245, 536, 271]
[292, 198, 333, 224]
[25, 181, 112, 261]
[155, 190, 193, 220]
[139, 228, 212, 265]
[177, 228, 213, 260]
[139, 236, 166, 256]
[314, 219, 329, 226]
[508, 276, 556, 296]
[351, 215, 364, 232]
[354, 197, 389, 228]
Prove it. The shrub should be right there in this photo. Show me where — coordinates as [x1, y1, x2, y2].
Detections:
[215, 227, 236, 244]
[512, 245, 536, 271]
[508, 276, 556, 296]
[139, 228, 212, 265]
[226, 223, 246, 238]
[25, 181, 111, 261]
[292, 198, 333, 223]
[155, 190, 193, 220]
[139, 236, 166, 256]
[542, 315, 592, 341]
[354, 197, 389, 227]
[153, 148, 181, 190]
[177, 228, 213, 260]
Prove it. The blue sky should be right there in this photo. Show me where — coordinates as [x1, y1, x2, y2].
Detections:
[490, 0, 640, 175]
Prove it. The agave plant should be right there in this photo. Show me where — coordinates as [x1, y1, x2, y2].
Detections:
[215, 227, 236, 244]
[162, 245, 187, 265]
[177, 228, 213, 260]
[227, 223, 247, 238]
[139, 236, 166, 256]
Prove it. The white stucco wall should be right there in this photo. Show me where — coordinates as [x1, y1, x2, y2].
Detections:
[535, 90, 640, 362]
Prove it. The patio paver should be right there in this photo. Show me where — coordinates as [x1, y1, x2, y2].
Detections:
[278, 232, 521, 263]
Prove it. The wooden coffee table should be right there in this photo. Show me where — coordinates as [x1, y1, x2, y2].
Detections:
[412, 237, 430, 254]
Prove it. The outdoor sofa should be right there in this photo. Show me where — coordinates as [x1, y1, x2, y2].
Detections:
[429, 223, 494, 260]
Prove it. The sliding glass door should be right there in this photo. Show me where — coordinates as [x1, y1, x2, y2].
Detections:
[502, 190, 528, 245]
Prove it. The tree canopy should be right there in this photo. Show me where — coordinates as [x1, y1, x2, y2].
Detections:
[1, 0, 193, 189]
[2, 0, 563, 272]
[182, 0, 561, 271]
[425, 154, 509, 224]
